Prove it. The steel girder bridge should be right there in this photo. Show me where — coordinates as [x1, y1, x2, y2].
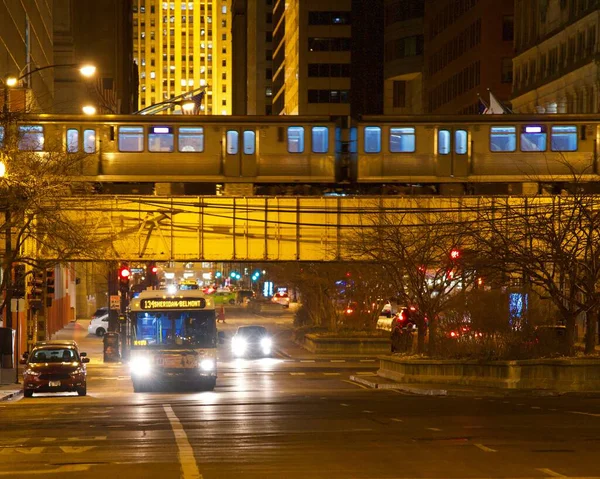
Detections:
[45, 195, 556, 262]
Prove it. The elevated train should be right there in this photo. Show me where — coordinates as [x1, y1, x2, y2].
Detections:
[3, 113, 598, 196]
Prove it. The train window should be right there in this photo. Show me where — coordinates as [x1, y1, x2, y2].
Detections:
[350, 127, 357, 153]
[118, 126, 144, 152]
[455, 130, 467, 154]
[178, 127, 204, 152]
[312, 127, 329, 153]
[0, 126, 3, 148]
[551, 126, 577, 152]
[520, 125, 547, 152]
[18, 125, 44, 151]
[364, 127, 381, 153]
[227, 130, 239, 154]
[389, 127, 415, 153]
[66, 129, 79, 153]
[438, 130, 450, 155]
[490, 126, 516, 152]
[149, 126, 174, 152]
[84, 129, 96, 153]
[243, 130, 255, 155]
[288, 127, 305, 153]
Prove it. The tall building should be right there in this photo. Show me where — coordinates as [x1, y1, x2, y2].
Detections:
[383, 0, 424, 115]
[231, 0, 274, 115]
[133, 0, 232, 114]
[511, 0, 599, 114]
[54, 0, 136, 114]
[0, 2, 55, 113]
[271, 0, 383, 116]
[423, 0, 514, 114]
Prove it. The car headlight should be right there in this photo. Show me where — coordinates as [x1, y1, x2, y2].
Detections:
[200, 359, 215, 371]
[260, 337, 272, 350]
[130, 356, 152, 377]
[232, 337, 247, 355]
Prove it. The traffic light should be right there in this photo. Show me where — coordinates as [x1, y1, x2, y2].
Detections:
[118, 263, 130, 294]
[147, 261, 158, 288]
[251, 270, 260, 282]
[28, 270, 44, 303]
[13, 264, 26, 298]
[46, 268, 55, 295]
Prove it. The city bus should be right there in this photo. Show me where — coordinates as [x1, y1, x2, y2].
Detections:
[127, 290, 219, 392]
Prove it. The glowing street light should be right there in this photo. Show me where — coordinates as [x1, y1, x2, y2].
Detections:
[82, 105, 97, 115]
[79, 64, 97, 78]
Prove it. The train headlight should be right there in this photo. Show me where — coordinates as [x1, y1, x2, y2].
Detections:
[232, 337, 247, 356]
[200, 359, 215, 371]
[130, 356, 152, 377]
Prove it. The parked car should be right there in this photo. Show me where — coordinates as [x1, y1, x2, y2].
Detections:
[21, 344, 89, 397]
[88, 307, 109, 337]
[231, 326, 273, 358]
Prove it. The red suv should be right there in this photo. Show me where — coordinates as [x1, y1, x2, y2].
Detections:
[21, 345, 89, 397]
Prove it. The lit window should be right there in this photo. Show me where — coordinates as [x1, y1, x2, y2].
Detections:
[18, 125, 44, 151]
[311, 127, 329, 153]
[118, 126, 144, 152]
[551, 126, 577, 152]
[84, 129, 96, 153]
[227, 130, 239, 154]
[67, 129, 79, 153]
[148, 126, 174, 152]
[389, 127, 415, 153]
[455, 130, 467, 154]
[0, 126, 4, 147]
[243, 130, 255, 155]
[222, 5, 227, 13]
[490, 126, 516, 152]
[438, 130, 450, 155]
[364, 126, 381, 153]
[178, 127, 204, 152]
[520, 125, 547, 152]
[150, 71, 156, 79]
[288, 127, 305, 153]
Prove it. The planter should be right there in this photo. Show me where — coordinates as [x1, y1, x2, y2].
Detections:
[378, 356, 600, 391]
[302, 333, 390, 355]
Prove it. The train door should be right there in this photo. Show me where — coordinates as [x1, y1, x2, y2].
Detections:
[436, 128, 469, 177]
[223, 129, 257, 177]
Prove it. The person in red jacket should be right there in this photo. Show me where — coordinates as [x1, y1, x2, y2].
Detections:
[217, 305, 226, 323]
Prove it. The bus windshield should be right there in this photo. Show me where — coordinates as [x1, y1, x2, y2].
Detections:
[133, 310, 217, 348]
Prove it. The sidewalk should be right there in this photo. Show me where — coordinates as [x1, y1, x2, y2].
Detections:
[0, 382, 23, 401]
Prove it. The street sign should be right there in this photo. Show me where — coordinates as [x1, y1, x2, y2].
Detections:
[110, 295, 120, 310]
[10, 298, 25, 312]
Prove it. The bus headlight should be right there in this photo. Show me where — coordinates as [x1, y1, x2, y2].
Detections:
[260, 337, 272, 353]
[200, 359, 215, 371]
[232, 337, 247, 356]
[130, 356, 152, 377]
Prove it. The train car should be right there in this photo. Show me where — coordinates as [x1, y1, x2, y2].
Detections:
[354, 115, 598, 195]
[5, 114, 339, 195]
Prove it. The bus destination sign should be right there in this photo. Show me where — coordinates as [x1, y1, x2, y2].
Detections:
[140, 298, 206, 310]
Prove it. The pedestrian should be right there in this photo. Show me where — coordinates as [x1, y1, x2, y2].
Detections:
[217, 305, 226, 323]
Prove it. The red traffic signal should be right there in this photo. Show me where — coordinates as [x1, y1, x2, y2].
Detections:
[151, 266, 158, 274]
[119, 267, 131, 279]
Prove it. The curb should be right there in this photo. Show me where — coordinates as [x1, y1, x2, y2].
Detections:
[349, 375, 448, 396]
[0, 389, 23, 401]
[275, 348, 293, 359]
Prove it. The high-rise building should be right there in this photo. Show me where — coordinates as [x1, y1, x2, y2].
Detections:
[0, 2, 55, 113]
[133, 0, 232, 115]
[423, 0, 514, 114]
[54, 0, 136, 114]
[383, 0, 424, 115]
[231, 0, 274, 115]
[511, 1, 599, 114]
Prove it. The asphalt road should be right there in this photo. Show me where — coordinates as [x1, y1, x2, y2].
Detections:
[1, 310, 600, 478]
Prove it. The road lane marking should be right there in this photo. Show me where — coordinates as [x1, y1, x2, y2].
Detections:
[360, 359, 376, 362]
[427, 428, 442, 431]
[59, 446, 97, 453]
[391, 418, 403, 422]
[363, 410, 373, 414]
[568, 410, 600, 417]
[474, 443, 497, 453]
[323, 372, 341, 376]
[300, 360, 315, 363]
[531, 406, 541, 409]
[536, 468, 566, 477]
[164, 405, 202, 479]
[0, 447, 45, 454]
[330, 360, 346, 363]
[290, 372, 305, 376]
[342, 379, 368, 389]
[340, 403, 349, 407]
[0, 465, 91, 475]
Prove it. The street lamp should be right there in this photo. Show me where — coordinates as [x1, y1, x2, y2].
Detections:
[82, 105, 97, 116]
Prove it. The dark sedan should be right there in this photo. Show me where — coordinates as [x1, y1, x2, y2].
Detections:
[231, 326, 273, 358]
[21, 345, 89, 397]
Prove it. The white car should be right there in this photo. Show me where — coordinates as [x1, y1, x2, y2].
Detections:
[87, 307, 109, 336]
